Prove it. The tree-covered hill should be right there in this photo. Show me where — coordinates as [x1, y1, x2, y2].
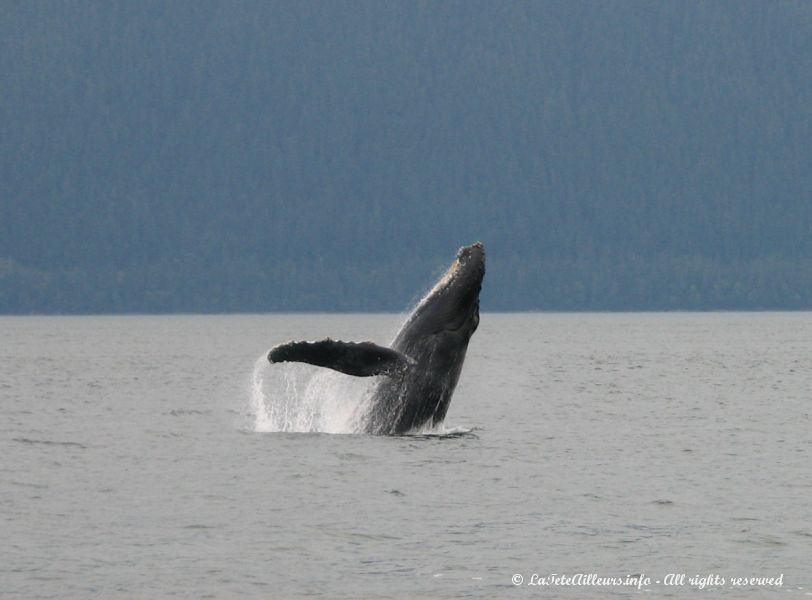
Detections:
[1, 1, 811, 312]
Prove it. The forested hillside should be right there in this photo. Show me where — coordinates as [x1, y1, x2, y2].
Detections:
[2, 1, 811, 312]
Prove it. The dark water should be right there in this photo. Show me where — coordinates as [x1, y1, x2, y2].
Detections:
[2, 314, 810, 598]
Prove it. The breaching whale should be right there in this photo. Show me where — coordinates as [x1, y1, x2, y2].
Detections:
[268, 242, 485, 434]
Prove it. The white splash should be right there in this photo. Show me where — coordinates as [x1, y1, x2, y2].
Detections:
[250, 355, 275, 432]
[249, 353, 374, 433]
[406, 423, 474, 437]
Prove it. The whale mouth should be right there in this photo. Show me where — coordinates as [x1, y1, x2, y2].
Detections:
[454, 242, 485, 287]
[456, 241, 485, 264]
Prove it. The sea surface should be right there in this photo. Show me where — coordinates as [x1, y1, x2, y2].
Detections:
[1, 313, 810, 599]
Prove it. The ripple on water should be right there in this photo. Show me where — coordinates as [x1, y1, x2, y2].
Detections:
[12, 438, 87, 449]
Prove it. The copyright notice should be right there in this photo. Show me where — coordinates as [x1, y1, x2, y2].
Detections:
[511, 572, 784, 589]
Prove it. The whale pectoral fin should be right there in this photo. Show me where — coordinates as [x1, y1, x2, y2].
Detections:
[268, 339, 412, 377]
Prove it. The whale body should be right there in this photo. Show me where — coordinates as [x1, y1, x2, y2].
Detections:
[268, 242, 485, 434]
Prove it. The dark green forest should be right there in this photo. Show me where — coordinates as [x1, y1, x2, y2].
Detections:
[2, 1, 811, 313]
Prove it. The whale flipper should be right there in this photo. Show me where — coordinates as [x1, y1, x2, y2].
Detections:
[268, 339, 412, 377]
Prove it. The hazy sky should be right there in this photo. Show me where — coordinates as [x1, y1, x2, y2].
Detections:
[2, 1, 811, 312]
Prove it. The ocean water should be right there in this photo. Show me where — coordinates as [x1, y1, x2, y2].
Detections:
[1, 313, 810, 598]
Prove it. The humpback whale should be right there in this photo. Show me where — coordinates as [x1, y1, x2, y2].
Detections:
[268, 242, 485, 434]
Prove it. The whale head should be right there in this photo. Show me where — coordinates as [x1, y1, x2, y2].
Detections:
[400, 242, 485, 339]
